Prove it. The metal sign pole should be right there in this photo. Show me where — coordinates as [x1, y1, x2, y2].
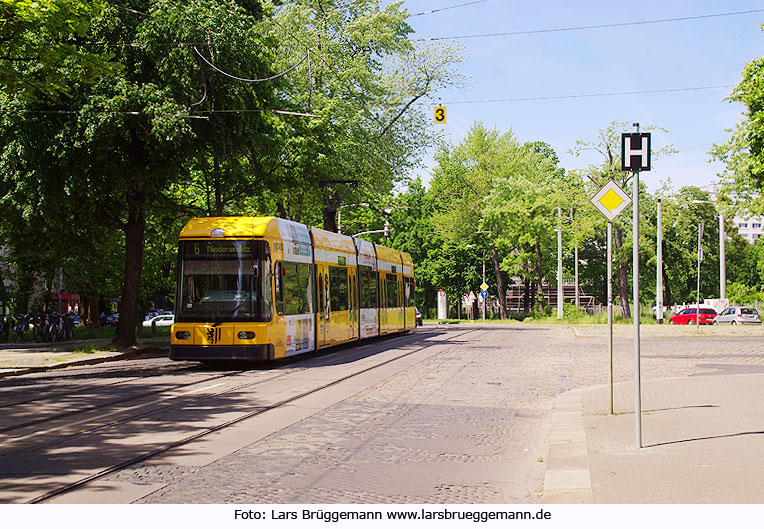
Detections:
[633, 167, 641, 449]
[632, 125, 642, 450]
[607, 221, 614, 415]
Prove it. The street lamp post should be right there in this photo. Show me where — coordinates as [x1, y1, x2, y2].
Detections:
[697, 221, 704, 334]
[657, 199, 663, 323]
[556, 207, 563, 320]
[692, 200, 726, 300]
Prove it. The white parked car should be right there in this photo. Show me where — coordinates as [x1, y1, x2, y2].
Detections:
[713, 307, 761, 325]
[142, 314, 175, 328]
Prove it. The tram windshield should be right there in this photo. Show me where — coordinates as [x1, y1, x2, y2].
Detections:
[177, 239, 272, 323]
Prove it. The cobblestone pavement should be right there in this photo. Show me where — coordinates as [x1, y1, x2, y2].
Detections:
[111, 324, 764, 504]
[134, 325, 577, 504]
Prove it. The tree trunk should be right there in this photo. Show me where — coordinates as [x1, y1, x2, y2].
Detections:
[214, 153, 223, 216]
[85, 281, 99, 328]
[535, 242, 545, 313]
[112, 194, 145, 348]
[613, 224, 631, 319]
[523, 278, 530, 313]
[490, 244, 506, 319]
[323, 207, 338, 233]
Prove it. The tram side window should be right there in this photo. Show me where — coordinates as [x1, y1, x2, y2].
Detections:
[274, 262, 284, 314]
[386, 273, 399, 308]
[358, 266, 377, 309]
[277, 262, 314, 315]
[261, 255, 273, 320]
[329, 266, 349, 311]
[404, 276, 412, 308]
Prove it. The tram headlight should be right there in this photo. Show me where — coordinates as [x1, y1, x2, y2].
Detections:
[175, 331, 191, 340]
[237, 331, 255, 340]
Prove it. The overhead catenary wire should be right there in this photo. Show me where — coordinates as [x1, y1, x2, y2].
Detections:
[410, 0, 490, 17]
[430, 84, 734, 105]
[192, 46, 308, 83]
[413, 8, 764, 41]
[1, 83, 734, 117]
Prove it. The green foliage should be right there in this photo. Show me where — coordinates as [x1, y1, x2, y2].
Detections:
[712, 54, 764, 215]
[0, 0, 120, 99]
[0, 0, 465, 346]
[726, 281, 764, 306]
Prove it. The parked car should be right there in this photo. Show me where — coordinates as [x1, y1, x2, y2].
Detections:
[142, 314, 175, 328]
[669, 307, 717, 325]
[105, 313, 119, 326]
[714, 307, 761, 325]
[415, 307, 423, 327]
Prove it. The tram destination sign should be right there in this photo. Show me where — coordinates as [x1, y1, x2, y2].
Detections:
[184, 240, 252, 260]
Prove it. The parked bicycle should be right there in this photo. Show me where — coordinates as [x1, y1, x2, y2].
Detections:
[12, 314, 30, 343]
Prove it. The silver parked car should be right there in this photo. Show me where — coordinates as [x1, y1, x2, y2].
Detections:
[714, 307, 761, 325]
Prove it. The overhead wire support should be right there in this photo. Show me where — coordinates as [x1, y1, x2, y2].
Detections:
[192, 46, 308, 83]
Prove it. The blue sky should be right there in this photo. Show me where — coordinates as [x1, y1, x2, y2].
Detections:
[402, 0, 764, 192]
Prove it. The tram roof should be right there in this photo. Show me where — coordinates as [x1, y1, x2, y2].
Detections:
[180, 217, 280, 239]
[180, 218, 412, 270]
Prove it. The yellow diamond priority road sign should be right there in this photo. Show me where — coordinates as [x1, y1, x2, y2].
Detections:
[590, 179, 632, 222]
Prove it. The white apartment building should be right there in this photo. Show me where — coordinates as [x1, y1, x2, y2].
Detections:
[734, 218, 764, 243]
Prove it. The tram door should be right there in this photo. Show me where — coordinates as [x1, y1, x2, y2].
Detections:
[317, 265, 330, 347]
[349, 269, 358, 340]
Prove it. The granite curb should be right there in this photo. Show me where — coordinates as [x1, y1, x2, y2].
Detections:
[0, 345, 168, 378]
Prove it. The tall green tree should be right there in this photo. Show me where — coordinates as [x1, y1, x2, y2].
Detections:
[428, 123, 518, 318]
[0, 0, 120, 99]
[483, 141, 572, 314]
[269, 0, 463, 229]
[0, 1, 281, 346]
[712, 47, 764, 215]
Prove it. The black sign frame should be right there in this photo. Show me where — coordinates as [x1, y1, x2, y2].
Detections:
[621, 132, 651, 172]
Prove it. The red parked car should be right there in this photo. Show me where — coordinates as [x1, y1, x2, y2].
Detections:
[669, 307, 718, 325]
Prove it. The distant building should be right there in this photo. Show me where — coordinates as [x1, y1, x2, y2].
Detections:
[701, 183, 763, 243]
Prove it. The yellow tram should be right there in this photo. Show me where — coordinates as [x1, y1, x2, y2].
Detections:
[170, 217, 416, 361]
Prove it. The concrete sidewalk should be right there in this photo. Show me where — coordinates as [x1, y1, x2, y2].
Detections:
[543, 373, 764, 503]
[0, 338, 169, 378]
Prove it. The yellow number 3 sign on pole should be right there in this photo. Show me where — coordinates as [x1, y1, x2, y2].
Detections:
[434, 105, 446, 124]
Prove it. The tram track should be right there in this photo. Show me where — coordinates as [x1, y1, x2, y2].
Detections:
[0, 360, 200, 408]
[0, 368, 250, 437]
[4, 327, 484, 504]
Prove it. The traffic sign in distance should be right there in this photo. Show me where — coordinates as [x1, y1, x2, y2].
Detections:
[590, 179, 632, 222]
[480, 291, 488, 299]
[621, 132, 651, 171]
[434, 105, 446, 124]
[480, 282, 488, 291]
